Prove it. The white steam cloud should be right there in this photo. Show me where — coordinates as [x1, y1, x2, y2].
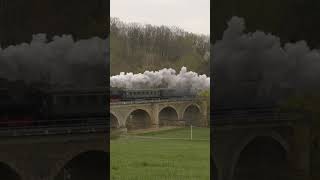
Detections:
[110, 67, 210, 92]
[213, 16, 320, 107]
[0, 34, 108, 87]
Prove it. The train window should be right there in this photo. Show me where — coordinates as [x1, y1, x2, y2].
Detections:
[56, 96, 62, 104]
[70, 96, 76, 105]
[98, 95, 106, 104]
[73, 96, 79, 104]
[84, 95, 90, 103]
[52, 96, 58, 105]
[314, 137, 319, 150]
[82, 95, 87, 103]
[75, 96, 84, 104]
[62, 96, 70, 105]
[88, 95, 98, 104]
[103, 95, 107, 103]
[93, 95, 100, 104]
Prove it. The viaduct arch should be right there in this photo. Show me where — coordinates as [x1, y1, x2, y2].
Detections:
[230, 132, 290, 180]
[0, 162, 21, 180]
[183, 104, 202, 126]
[0, 132, 108, 180]
[54, 150, 108, 180]
[110, 99, 208, 131]
[158, 106, 179, 126]
[125, 109, 152, 130]
[212, 109, 313, 180]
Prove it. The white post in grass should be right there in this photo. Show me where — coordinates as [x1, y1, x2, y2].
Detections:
[190, 125, 193, 141]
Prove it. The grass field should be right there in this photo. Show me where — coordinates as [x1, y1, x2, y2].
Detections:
[110, 127, 210, 180]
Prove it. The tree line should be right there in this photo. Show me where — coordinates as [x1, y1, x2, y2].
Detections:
[110, 17, 210, 75]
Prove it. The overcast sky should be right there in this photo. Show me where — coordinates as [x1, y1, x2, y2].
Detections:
[111, 0, 210, 35]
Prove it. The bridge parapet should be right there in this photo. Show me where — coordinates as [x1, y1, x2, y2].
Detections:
[110, 97, 206, 105]
[0, 117, 108, 137]
[212, 108, 304, 125]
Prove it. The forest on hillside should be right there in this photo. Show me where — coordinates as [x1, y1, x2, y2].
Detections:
[110, 17, 210, 75]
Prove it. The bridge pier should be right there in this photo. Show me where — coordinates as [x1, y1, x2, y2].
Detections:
[287, 121, 312, 180]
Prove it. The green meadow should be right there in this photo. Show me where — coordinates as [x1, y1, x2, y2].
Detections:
[110, 127, 210, 180]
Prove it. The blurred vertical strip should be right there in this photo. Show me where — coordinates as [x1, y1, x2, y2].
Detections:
[106, 0, 110, 178]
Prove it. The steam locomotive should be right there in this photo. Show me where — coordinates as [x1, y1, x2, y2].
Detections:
[110, 87, 196, 102]
[0, 79, 107, 128]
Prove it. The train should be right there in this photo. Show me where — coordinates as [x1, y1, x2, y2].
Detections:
[0, 78, 196, 128]
[0, 79, 107, 128]
[110, 87, 196, 102]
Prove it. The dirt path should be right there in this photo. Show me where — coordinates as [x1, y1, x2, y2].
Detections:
[127, 126, 182, 135]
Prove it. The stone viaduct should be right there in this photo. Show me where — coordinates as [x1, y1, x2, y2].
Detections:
[0, 98, 208, 180]
[0, 125, 108, 180]
[110, 98, 208, 131]
[211, 108, 320, 180]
